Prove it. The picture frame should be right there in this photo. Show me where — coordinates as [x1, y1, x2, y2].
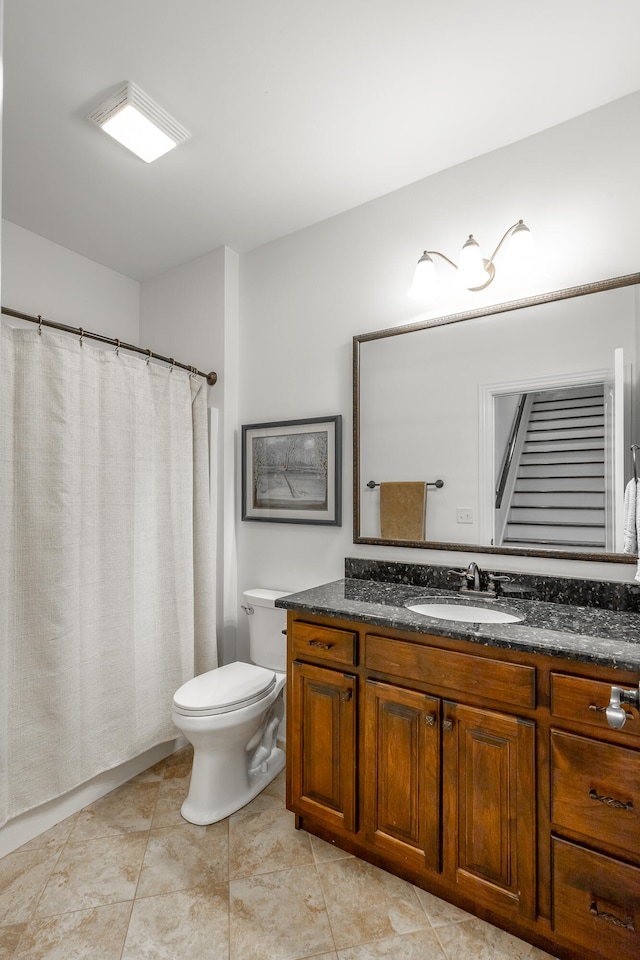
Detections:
[241, 416, 342, 525]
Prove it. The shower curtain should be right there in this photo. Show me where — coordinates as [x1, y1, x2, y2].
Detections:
[0, 322, 217, 828]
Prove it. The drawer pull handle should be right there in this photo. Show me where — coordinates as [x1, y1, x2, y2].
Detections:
[589, 788, 634, 812]
[589, 902, 635, 931]
[308, 640, 333, 650]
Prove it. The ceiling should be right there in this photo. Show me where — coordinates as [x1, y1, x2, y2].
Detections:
[3, 0, 640, 282]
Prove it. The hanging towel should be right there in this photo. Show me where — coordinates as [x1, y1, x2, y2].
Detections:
[623, 477, 640, 582]
[379, 481, 427, 540]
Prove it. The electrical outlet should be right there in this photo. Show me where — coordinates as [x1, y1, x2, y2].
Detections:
[456, 508, 473, 524]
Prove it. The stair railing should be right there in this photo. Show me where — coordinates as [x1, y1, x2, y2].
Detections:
[495, 393, 528, 510]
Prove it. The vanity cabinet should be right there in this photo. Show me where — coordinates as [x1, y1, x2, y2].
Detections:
[363, 680, 440, 871]
[286, 609, 640, 960]
[288, 621, 358, 834]
[441, 701, 536, 919]
[549, 672, 640, 958]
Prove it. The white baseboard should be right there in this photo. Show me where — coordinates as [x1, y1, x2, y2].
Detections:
[0, 737, 187, 860]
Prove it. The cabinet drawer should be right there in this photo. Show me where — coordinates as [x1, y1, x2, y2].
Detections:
[291, 621, 357, 666]
[552, 837, 640, 960]
[551, 672, 640, 740]
[551, 730, 640, 853]
[365, 634, 535, 709]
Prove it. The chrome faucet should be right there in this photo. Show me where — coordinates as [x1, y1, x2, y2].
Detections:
[447, 563, 511, 596]
[466, 561, 482, 592]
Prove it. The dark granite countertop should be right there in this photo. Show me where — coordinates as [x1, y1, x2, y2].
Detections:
[276, 578, 640, 673]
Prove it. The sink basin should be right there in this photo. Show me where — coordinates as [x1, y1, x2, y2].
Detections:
[406, 602, 523, 624]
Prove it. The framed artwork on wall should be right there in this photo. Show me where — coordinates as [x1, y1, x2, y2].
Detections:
[241, 415, 342, 525]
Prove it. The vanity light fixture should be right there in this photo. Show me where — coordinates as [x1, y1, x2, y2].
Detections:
[88, 82, 191, 163]
[408, 219, 534, 300]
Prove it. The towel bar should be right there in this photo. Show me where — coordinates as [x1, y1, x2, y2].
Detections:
[367, 479, 444, 489]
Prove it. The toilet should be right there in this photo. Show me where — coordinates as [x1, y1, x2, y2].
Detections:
[172, 588, 289, 825]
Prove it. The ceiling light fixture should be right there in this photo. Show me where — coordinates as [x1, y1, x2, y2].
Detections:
[408, 220, 534, 301]
[88, 82, 191, 163]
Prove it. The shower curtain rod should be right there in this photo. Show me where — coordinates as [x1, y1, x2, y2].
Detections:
[1, 306, 218, 386]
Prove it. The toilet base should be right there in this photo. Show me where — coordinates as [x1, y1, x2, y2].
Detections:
[180, 745, 285, 825]
[176, 684, 287, 826]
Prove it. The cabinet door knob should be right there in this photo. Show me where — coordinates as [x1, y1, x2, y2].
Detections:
[341, 689, 353, 702]
[442, 718, 454, 732]
[424, 714, 436, 727]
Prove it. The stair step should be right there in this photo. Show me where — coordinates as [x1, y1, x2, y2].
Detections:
[511, 492, 605, 508]
[518, 455, 604, 479]
[502, 537, 605, 550]
[524, 436, 604, 449]
[531, 397, 604, 417]
[507, 507, 605, 524]
[528, 415, 605, 430]
[515, 477, 605, 492]
[532, 385, 604, 403]
[505, 522, 605, 544]
[521, 448, 604, 461]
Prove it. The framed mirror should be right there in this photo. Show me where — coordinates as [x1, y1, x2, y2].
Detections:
[354, 273, 640, 563]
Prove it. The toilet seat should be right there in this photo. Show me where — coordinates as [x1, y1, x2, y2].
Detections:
[173, 661, 277, 717]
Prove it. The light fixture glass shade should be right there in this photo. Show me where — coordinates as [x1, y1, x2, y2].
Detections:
[508, 220, 535, 261]
[408, 253, 437, 300]
[88, 82, 191, 163]
[458, 234, 489, 289]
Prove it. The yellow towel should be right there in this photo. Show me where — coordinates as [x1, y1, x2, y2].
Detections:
[379, 482, 427, 540]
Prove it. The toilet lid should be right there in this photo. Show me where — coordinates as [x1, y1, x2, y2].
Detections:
[173, 661, 277, 716]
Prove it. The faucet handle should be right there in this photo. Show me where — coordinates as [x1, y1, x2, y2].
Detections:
[447, 569, 466, 591]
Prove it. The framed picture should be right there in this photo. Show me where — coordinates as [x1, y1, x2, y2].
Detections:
[242, 416, 342, 525]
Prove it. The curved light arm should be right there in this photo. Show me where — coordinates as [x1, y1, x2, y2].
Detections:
[486, 220, 525, 266]
[425, 249, 459, 271]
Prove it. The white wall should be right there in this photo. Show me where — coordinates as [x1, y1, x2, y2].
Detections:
[237, 92, 640, 646]
[140, 246, 239, 665]
[2, 220, 139, 341]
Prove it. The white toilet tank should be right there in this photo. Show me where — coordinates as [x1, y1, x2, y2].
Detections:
[243, 588, 290, 671]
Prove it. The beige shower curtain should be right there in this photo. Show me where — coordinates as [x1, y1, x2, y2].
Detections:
[0, 322, 217, 827]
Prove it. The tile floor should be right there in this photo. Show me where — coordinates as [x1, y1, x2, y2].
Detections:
[0, 746, 556, 960]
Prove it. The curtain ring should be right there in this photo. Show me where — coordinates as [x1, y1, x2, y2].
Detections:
[79, 327, 84, 347]
[37, 315, 43, 335]
[114, 338, 120, 357]
[169, 358, 175, 374]
[146, 349, 152, 366]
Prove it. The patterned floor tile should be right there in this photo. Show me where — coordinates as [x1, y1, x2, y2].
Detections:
[136, 820, 228, 897]
[229, 790, 313, 880]
[0, 847, 62, 925]
[230, 863, 335, 960]
[36, 832, 148, 917]
[13, 902, 131, 960]
[316, 857, 430, 950]
[121, 883, 228, 960]
[68, 780, 160, 841]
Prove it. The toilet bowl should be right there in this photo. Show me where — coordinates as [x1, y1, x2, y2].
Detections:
[171, 588, 289, 825]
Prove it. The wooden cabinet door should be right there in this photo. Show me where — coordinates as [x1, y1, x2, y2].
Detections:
[442, 701, 536, 920]
[363, 680, 441, 872]
[289, 660, 357, 832]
